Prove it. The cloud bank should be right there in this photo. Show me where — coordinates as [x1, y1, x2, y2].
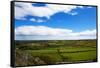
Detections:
[15, 26, 96, 40]
[15, 2, 83, 20]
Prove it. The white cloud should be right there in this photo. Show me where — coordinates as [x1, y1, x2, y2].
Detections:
[30, 18, 46, 23]
[87, 6, 93, 8]
[15, 26, 72, 36]
[15, 26, 96, 40]
[36, 19, 46, 22]
[15, 2, 84, 20]
[67, 12, 78, 15]
[30, 18, 36, 22]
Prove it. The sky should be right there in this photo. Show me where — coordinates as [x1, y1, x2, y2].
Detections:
[14, 2, 97, 40]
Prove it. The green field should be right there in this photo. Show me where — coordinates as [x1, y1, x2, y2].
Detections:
[15, 40, 97, 66]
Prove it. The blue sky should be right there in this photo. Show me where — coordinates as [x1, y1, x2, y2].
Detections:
[14, 2, 97, 40]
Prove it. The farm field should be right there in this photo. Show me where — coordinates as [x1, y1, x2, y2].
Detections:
[15, 40, 97, 66]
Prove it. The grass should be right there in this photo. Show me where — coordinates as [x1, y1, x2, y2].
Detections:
[62, 51, 96, 61]
[15, 40, 97, 66]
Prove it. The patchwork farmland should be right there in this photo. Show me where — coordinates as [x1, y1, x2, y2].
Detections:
[15, 40, 97, 66]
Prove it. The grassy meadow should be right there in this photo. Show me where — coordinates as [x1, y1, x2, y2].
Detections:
[15, 40, 97, 66]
